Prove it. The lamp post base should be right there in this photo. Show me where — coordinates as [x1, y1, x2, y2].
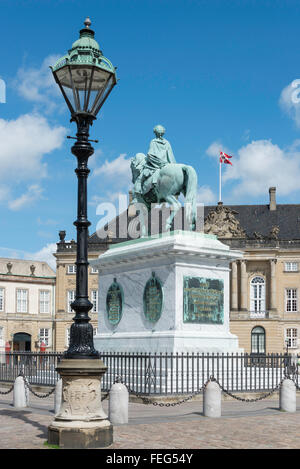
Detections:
[48, 420, 113, 449]
[47, 359, 113, 449]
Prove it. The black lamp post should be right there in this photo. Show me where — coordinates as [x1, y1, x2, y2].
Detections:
[51, 18, 117, 359]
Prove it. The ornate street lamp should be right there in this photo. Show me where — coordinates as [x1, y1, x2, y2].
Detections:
[48, 18, 117, 449]
[51, 17, 117, 359]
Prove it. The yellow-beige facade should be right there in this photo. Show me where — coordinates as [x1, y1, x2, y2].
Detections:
[54, 187, 300, 355]
[0, 258, 56, 352]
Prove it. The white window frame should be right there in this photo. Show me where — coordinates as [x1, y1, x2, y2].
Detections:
[250, 276, 266, 314]
[39, 328, 51, 347]
[16, 289, 28, 313]
[39, 290, 50, 314]
[67, 290, 76, 313]
[91, 266, 98, 274]
[67, 265, 77, 274]
[91, 290, 98, 313]
[0, 326, 4, 341]
[285, 262, 298, 272]
[285, 328, 298, 348]
[0, 288, 4, 312]
[285, 288, 298, 313]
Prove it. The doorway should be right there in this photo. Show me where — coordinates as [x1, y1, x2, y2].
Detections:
[13, 332, 31, 351]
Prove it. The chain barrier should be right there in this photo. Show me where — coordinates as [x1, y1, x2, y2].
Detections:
[18, 372, 56, 399]
[209, 376, 285, 403]
[0, 384, 14, 395]
[114, 375, 210, 407]
[115, 374, 292, 406]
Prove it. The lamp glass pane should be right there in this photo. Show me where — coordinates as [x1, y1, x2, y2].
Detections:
[70, 66, 111, 113]
[55, 64, 114, 114]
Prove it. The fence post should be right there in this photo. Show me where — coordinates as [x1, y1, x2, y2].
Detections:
[109, 382, 129, 425]
[13, 376, 29, 408]
[203, 380, 221, 418]
[54, 379, 62, 415]
[279, 378, 296, 412]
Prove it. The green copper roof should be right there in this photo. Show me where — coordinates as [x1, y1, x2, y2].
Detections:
[51, 17, 116, 75]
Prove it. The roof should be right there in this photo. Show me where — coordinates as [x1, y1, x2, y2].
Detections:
[0, 258, 55, 277]
[57, 202, 300, 253]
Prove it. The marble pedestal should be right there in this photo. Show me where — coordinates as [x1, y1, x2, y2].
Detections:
[48, 359, 112, 449]
[93, 230, 243, 354]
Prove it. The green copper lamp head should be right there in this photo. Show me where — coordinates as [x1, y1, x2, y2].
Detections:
[51, 17, 117, 120]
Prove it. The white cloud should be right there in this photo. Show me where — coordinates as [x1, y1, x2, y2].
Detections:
[0, 113, 66, 209]
[91, 153, 132, 206]
[25, 243, 57, 271]
[8, 184, 43, 211]
[222, 139, 300, 199]
[93, 153, 131, 180]
[279, 80, 300, 128]
[15, 55, 62, 113]
[0, 242, 57, 271]
[197, 185, 216, 204]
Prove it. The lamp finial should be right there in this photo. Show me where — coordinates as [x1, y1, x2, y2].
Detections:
[84, 17, 91, 28]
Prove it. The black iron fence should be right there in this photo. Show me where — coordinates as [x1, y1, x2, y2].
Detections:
[0, 351, 299, 394]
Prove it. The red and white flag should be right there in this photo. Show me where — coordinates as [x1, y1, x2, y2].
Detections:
[220, 151, 233, 165]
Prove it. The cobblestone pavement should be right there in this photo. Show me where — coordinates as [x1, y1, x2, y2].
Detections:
[0, 393, 300, 449]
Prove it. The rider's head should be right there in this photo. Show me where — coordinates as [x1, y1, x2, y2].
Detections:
[153, 125, 165, 138]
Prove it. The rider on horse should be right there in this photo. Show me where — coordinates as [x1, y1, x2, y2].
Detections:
[135, 125, 176, 197]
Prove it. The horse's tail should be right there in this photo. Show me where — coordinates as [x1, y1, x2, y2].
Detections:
[182, 165, 198, 228]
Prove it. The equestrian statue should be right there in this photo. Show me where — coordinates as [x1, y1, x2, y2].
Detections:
[130, 125, 198, 236]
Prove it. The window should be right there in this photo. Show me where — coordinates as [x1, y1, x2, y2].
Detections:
[91, 290, 98, 313]
[0, 288, 4, 311]
[285, 262, 298, 272]
[251, 326, 266, 354]
[91, 266, 98, 274]
[40, 290, 50, 313]
[16, 289, 28, 313]
[67, 290, 75, 312]
[67, 265, 76, 274]
[250, 277, 265, 313]
[93, 327, 98, 336]
[0, 327, 3, 341]
[39, 328, 51, 347]
[285, 328, 298, 348]
[285, 289, 298, 312]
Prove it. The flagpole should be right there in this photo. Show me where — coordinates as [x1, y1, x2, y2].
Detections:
[219, 159, 222, 203]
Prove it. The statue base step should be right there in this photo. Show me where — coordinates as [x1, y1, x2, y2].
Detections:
[48, 421, 113, 449]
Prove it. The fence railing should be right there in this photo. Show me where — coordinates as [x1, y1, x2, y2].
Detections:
[0, 352, 299, 394]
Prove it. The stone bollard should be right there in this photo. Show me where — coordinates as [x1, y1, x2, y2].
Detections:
[54, 379, 62, 415]
[109, 382, 129, 425]
[203, 380, 222, 418]
[280, 379, 296, 413]
[13, 375, 29, 408]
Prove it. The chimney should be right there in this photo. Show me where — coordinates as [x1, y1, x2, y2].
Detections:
[269, 187, 276, 211]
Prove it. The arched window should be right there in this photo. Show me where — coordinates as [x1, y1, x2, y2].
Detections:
[251, 326, 266, 354]
[250, 276, 265, 314]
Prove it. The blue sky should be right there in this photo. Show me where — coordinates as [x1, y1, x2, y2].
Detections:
[1, 0, 300, 268]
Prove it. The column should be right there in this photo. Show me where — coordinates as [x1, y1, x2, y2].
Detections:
[240, 260, 248, 311]
[231, 261, 238, 311]
[270, 258, 277, 311]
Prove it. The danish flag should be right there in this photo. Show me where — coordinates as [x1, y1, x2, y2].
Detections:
[220, 151, 233, 165]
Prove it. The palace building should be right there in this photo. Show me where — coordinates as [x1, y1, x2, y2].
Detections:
[0, 259, 56, 352]
[54, 187, 300, 354]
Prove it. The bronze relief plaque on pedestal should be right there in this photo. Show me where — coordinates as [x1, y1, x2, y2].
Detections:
[183, 276, 224, 324]
[106, 278, 123, 325]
